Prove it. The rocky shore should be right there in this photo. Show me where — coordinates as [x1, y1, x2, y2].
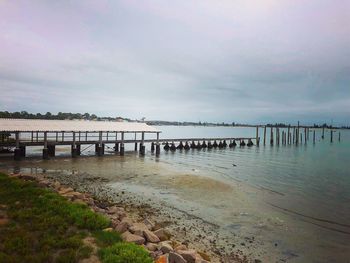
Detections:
[8, 172, 221, 263]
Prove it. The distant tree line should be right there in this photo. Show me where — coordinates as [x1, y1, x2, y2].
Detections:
[146, 120, 236, 126]
[0, 111, 128, 121]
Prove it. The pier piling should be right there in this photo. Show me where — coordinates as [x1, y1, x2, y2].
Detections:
[331, 130, 333, 143]
[120, 132, 125, 156]
[313, 130, 315, 144]
[43, 132, 49, 160]
[270, 127, 274, 145]
[322, 127, 325, 139]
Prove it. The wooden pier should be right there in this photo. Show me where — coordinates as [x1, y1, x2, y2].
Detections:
[0, 119, 258, 160]
[0, 119, 342, 161]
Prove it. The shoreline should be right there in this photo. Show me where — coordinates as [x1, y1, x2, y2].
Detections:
[0, 163, 255, 263]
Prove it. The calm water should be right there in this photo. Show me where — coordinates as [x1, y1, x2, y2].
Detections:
[157, 126, 350, 225]
[1, 126, 350, 262]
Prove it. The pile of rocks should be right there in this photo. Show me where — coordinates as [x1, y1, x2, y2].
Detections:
[8, 173, 211, 263]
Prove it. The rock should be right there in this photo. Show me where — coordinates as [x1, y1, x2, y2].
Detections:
[146, 242, 158, 251]
[52, 181, 61, 190]
[103, 228, 114, 232]
[195, 259, 210, 263]
[156, 255, 169, 263]
[177, 250, 197, 263]
[144, 218, 155, 230]
[121, 231, 145, 245]
[71, 191, 84, 199]
[154, 228, 170, 241]
[174, 244, 187, 251]
[159, 241, 173, 254]
[85, 198, 95, 206]
[93, 206, 106, 214]
[38, 180, 50, 187]
[151, 250, 164, 259]
[0, 218, 9, 226]
[58, 187, 74, 195]
[107, 206, 126, 219]
[144, 229, 160, 243]
[197, 251, 210, 261]
[129, 222, 148, 236]
[121, 217, 133, 227]
[115, 221, 129, 233]
[111, 218, 121, 228]
[18, 174, 36, 181]
[168, 252, 186, 263]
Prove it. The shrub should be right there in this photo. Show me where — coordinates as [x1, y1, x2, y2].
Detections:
[99, 242, 153, 263]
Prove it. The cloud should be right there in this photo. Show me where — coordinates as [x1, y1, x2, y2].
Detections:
[0, 0, 349, 125]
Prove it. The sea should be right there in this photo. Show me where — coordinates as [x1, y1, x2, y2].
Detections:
[1, 126, 349, 262]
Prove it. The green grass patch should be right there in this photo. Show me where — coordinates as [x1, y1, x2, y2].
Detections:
[0, 173, 153, 263]
[0, 173, 110, 262]
[93, 230, 122, 247]
[98, 242, 153, 263]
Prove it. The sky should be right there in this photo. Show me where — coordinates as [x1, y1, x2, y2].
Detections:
[0, 0, 349, 125]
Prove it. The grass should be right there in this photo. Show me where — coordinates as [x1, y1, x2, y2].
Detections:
[0, 173, 154, 263]
[99, 243, 153, 263]
[93, 230, 123, 247]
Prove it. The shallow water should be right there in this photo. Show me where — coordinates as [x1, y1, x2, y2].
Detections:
[1, 126, 349, 262]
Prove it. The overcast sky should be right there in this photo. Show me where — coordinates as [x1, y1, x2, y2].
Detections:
[0, 0, 349, 125]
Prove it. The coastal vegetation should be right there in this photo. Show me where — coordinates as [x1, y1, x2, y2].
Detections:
[0, 173, 153, 263]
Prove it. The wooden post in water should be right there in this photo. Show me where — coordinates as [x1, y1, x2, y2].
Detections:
[120, 132, 125, 156]
[256, 126, 259, 146]
[43, 132, 48, 160]
[300, 133, 303, 144]
[338, 131, 341, 142]
[277, 128, 280, 145]
[304, 128, 307, 144]
[263, 126, 267, 146]
[270, 127, 274, 145]
[134, 133, 138, 151]
[296, 121, 300, 145]
[330, 130, 333, 143]
[72, 132, 77, 158]
[140, 132, 145, 155]
[322, 127, 325, 139]
[313, 130, 315, 144]
[287, 126, 290, 144]
[156, 132, 160, 156]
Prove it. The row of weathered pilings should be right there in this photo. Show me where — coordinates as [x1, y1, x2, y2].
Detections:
[260, 125, 341, 146]
[158, 139, 254, 152]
